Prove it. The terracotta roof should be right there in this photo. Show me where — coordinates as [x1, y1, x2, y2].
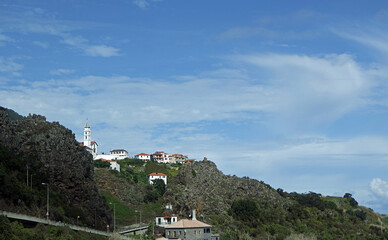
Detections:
[98, 158, 116, 163]
[165, 219, 211, 229]
[148, 172, 167, 176]
[91, 141, 98, 145]
[136, 153, 149, 156]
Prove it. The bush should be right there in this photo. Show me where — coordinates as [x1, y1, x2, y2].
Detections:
[231, 199, 259, 221]
[93, 160, 110, 168]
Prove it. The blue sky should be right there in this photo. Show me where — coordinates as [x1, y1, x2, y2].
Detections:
[2, 0, 388, 213]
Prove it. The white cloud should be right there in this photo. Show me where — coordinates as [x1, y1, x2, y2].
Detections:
[32, 41, 49, 48]
[0, 57, 23, 73]
[234, 53, 370, 129]
[370, 178, 388, 200]
[0, 33, 12, 42]
[85, 45, 120, 57]
[133, 0, 149, 9]
[50, 69, 75, 75]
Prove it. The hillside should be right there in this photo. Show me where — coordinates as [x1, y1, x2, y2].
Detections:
[97, 159, 388, 239]
[0, 107, 111, 229]
[1, 106, 387, 239]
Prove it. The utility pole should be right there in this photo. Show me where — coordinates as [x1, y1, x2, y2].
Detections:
[110, 202, 116, 232]
[26, 165, 29, 186]
[30, 174, 34, 189]
[42, 183, 49, 220]
[136, 210, 142, 226]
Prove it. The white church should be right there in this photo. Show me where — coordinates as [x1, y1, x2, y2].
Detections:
[79, 120, 98, 159]
[80, 120, 126, 172]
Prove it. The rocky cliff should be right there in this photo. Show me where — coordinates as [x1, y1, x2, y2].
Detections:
[0, 107, 111, 228]
[163, 159, 285, 220]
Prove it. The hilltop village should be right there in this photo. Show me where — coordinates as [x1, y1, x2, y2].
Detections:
[79, 121, 196, 173]
[79, 121, 219, 240]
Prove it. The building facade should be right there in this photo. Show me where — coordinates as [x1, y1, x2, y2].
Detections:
[147, 172, 167, 185]
[169, 154, 188, 164]
[155, 216, 178, 227]
[110, 149, 129, 160]
[151, 151, 169, 163]
[135, 153, 151, 161]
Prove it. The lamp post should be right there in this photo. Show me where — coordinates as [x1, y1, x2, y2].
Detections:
[109, 202, 116, 232]
[42, 183, 49, 220]
[30, 174, 34, 189]
[26, 164, 29, 186]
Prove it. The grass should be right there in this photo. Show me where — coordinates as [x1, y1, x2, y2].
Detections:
[101, 192, 134, 225]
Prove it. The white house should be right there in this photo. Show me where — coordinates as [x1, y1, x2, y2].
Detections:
[135, 153, 151, 161]
[155, 216, 178, 227]
[99, 158, 120, 172]
[169, 154, 188, 164]
[151, 151, 169, 163]
[147, 172, 167, 185]
[110, 149, 129, 160]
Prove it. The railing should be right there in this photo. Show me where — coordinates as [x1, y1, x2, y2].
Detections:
[0, 210, 137, 240]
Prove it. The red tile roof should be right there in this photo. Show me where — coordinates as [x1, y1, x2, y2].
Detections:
[148, 172, 167, 176]
[98, 158, 116, 163]
[136, 153, 150, 156]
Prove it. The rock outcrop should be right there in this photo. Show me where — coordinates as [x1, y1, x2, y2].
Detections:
[163, 159, 284, 221]
[0, 107, 111, 228]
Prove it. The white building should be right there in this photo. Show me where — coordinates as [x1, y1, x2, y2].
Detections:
[99, 158, 120, 172]
[135, 153, 151, 161]
[151, 151, 169, 163]
[155, 216, 178, 227]
[169, 154, 188, 164]
[80, 120, 98, 159]
[110, 149, 129, 160]
[147, 172, 167, 185]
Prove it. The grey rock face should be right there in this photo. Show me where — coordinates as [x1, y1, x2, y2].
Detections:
[0, 107, 111, 228]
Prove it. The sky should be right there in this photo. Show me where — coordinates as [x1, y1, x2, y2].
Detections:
[1, 0, 388, 213]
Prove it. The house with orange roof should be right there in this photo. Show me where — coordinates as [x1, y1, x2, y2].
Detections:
[151, 151, 169, 163]
[135, 153, 151, 161]
[147, 172, 167, 185]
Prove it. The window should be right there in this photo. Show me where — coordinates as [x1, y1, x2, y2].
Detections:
[174, 231, 176, 237]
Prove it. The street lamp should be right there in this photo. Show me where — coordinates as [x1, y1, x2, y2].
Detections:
[109, 202, 116, 232]
[30, 174, 34, 189]
[41, 183, 49, 220]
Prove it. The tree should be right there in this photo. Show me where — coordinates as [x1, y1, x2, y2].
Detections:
[344, 193, 358, 207]
[152, 179, 166, 196]
[93, 160, 110, 168]
[231, 199, 259, 221]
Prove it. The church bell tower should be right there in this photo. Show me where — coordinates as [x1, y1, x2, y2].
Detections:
[84, 120, 91, 148]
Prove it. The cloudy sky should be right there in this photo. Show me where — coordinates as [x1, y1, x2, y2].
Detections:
[2, 0, 388, 213]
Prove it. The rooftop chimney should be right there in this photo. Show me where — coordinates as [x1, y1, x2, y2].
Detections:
[192, 209, 197, 220]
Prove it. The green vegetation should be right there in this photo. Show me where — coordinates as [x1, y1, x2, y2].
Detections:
[219, 190, 387, 239]
[0, 146, 97, 227]
[101, 192, 134, 225]
[93, 159, 110, 168]
[0, 215, 106, 240]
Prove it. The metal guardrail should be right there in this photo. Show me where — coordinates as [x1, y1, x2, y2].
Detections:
[0, 210, 137, 240]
